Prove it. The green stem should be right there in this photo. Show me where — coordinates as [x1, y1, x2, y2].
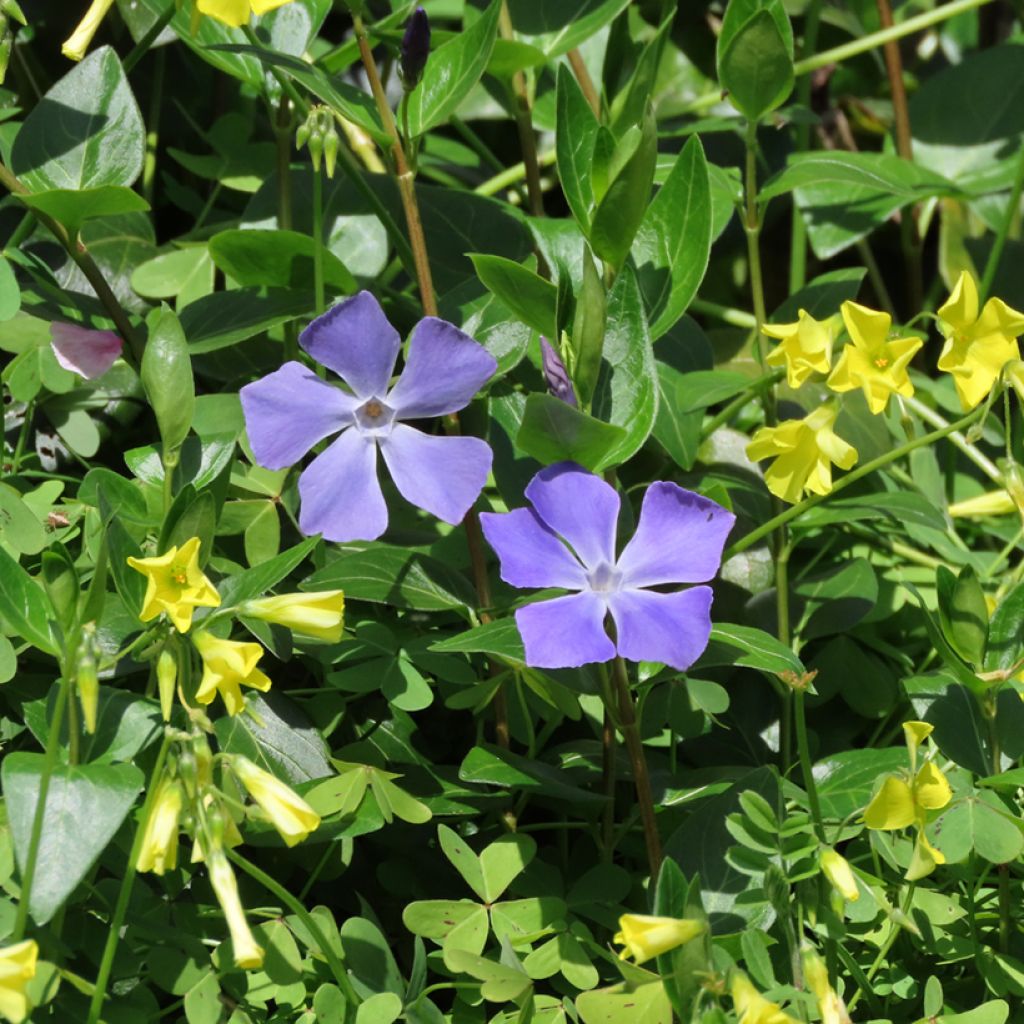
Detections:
[793, 0, 997, 76]
[85, 735, 172, 1024]
[701, 370, 784, 440]
[794, 690, 826, 840]
[689, 297, 758, 329]
[12, 674, 72, 941]
[744, 121, 770, 380]
[228, 849, 360, 1013]
[123, 3, 176, 75]
[847, 884, 915, 1012]
[9, 399, 34, 475]
[474, 150, 557, 197]
[312, 165, 325, 316]
[728, 403, 989, 558]
[981, 142, 1024, 304]
[903, 394, 1002, 484]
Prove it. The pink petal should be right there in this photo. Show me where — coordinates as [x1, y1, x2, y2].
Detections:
[51, 323, 123, 379]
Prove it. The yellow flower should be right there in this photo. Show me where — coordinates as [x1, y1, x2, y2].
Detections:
[207, 851, 264, 969]
[0, 940, 37, 1024]
[949, 489, 1016, 518]
[937, 271, 1024, 410]
[826, 301, 922, 414]
[746, 404, 858, 504]
[802, 948, 849, 1024]
[157, 648, 177, 722]
[127, 537, 221, 634]
[62, 0, 115, 61]
[232, 756, 321, 847]
[241, 590, 345, 643]
[764, 310, 835, 388]
[819, 848, 859, 902]
[731, 972, 800, 1024]
[136, 780, 183, 876]
[907, 828, 947, 882]
[613, 914, 705, 964]
[196, 0, 295, 28]
[193, 632, 271, 716]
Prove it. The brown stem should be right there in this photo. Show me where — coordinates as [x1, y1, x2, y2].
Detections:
[601, 699, 616, 861]
[566, 48, 601, 117]
[611, 655, 662, 876]
[0, 161, 141, 366]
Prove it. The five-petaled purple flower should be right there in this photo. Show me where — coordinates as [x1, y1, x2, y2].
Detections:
[240, 292, 496, 542]
[480, 463, 735, 669]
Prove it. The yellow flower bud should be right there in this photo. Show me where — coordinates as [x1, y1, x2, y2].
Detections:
[949, 489, 1016, 518]
[207, 851, 264, 969]
[62, 0, 115, 61]
[0, 939, 38, 1024]
[76, 652, 99, 735]
[157, 648, 177, 722]
[802, 948, 849, 1024]
[819, 848, 859, 902]
[731, 971, 800, 1024]
[233, 756, 321, 847]
[240, 590, 345, 643]
[135, 780, 183, 876]
[613, 913, 705, 965]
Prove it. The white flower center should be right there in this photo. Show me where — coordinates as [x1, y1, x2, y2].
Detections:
[586, 561, 622, 594]
[354, 396, 396, 437]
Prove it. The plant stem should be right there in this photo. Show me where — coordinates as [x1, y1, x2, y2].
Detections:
[566, 48, 601, 116]
[12, 675, 72, 941]
[794, 690, 826, 840]
[474, 150, 557, 197]
[228, 849, 360, 1011]
[689, 297, 758, 329]
[743, 122, 770, 380]
[312, 165, 325, 316]
[981, 142, 1024, 303]
[728, 403, 989, 557]
[903, 394, 1003, 484]
[701, 370, 784, 440]
[847, 884, 915, 1011]
[610, 656, 662, 877]
[85, 736, 172, 1024]
[794, 0, 997, 76]
[123, 3, 175, 75]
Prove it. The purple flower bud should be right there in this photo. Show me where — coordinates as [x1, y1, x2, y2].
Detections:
[540, 337, 577, 408]
[400, 7, 430, 90]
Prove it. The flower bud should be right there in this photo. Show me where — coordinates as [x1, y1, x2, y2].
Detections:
[948, 489, 1015, 518]
[241, 590, 345, 643]
[613, 913, 705, 964]
[540, 337, 577, 408]
[207, 851, 264, 969]
[0, 22, 11, 87]
[0, 0, 25, 25]
[819, 848, 859, 902]
[232, 755, 321, 847]
[75, 624, 101, 734]
[135, 779, 183, 876]
[157, 647, 177, 722]
[802, 947, 850, 1024]
[400, 7, 430, 90]
[322, 123, 339, 179]
[62, 0, 115, 61]
[1003, 461, 1024, 525]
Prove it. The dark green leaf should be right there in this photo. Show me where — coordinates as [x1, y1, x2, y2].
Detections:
[469, 254, 557, 338]
[516, 393, 627, 471]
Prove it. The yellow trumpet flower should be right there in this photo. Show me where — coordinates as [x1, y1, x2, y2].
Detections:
[0, 940, 38, 1024]
[197, 0, 295, 28]
[764, 310, 835, 388]
[241, 590, 345, 643]
[193, 632, 271, 716]
[731, 972, 800, 1024]
[827, 301, 922, 414]
[937, 270, 1024, 410]
[232, 756, 321, 847]
[62, 0, 115, 61]
[207, 851, 264, 969]
[135, 780, 183, 876]
[949, 489, 1016, 518]
[746, 404, 858, 504]
[613, 914, 705, 965]
[127, 537, 221, 634]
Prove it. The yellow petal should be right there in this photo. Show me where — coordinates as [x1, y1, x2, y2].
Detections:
[864, 776, 916, 830]
[938, 270, 979, 334]
[819, 848, 859, 902]
[841, 301, 891, 353]
[197, 0, 253, 27]
[614, 914, 705, 964]
[902, 720, 933, 765]
[913, 762, 952, 811]
[906, 828, 945, 881]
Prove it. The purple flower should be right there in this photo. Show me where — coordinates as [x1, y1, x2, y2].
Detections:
[480, 463, 735, 670]
[240, 291, 496, 542]
[540, 337, 577, 407]
[50, 322, 122, 379]
[400, 6, 431, 89]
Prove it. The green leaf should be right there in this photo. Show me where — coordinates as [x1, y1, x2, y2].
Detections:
[698, 624, 805, 676]
[515, 393, 627, 471]
[652, 364, 703, 472]
[3, 753, 143, 925]
[814, 747, 908, 820]
[405, 0, 502, 137]
[655, 862, 709, 1021]
[469, 254, 557, 338]
[208, 229, 357, 292]
[479, 833, 536, 903]
[633, 136, 712, 340]
[178, 287, 316, 353]
[937, 565, 989, 668]
[303, 543, 475, 612]
[985, 580, 1024, 673]
[771, 267, 867, 322]
[431, 619, 525, 663]
[459, 743, 606, 806]
[355, 993, 403, 1024]
[142, 305, 195, 453]
[903, 674, 989, 776]
[0, 545, 55, 653]
[0, 482, 47, 556]
[577, 981, 671, 1024]
[131, 247, 215, 308]
[555, 64, 600, 230]
[0, 255, 20, 322]
[506, 0, 632, 58]
[12, 47, 144, 191]
[717, 9, 794, 121]
[443, 949, 532, 1003]
[17, 186, 149, 237]
[218, 536, 320, 607]
[183, 972, 221, 1024]
[340, 917, 405, 997]
[439, 824, 487, 900]
[931, 790, 1024, 865]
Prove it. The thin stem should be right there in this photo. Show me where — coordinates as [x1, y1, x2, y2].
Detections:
[228, 849, 360, 1011]
[794, 690, 826, 840]
[474, 150, 557, 197]
[981, 142, 1024, 303]
[312, 165, 325, 315]
[701, 371, 784, 440]
[598, 665, 617, 862]
[689, 297, 758, 329]
[903, 394, 1002, 484]
[856, 238, 897, 317]
[728, 403, 989, 557]
[847, 884, 915, 1012]
[123, 3, 176, 75]
[12, 675, 72, 941]
[610, 656, 662, 877]
[743, 121, 770, 380]
[566, 48, 601, 117]
[794, 0, 997, 76]
[85, 736, 172, 1024]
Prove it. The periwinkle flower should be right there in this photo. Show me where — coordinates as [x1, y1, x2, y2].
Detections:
[540, 337, 577, 407]
[480, 463, 735, 670]
[400, 6, 430, 89]
[241, 292, 496, 542]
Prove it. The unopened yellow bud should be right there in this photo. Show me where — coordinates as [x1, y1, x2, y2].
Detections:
[135, 780, 183, 876]
[949, 489, 1016, 518]
[233, 755, 321, 847]
[819, 848, 859, 902]
[157, 648, 177, 722]
[731, 972, 800, 1024]
[62, 0, 115, 61]
[240, 590, 345, 642]
[207, 851, 264, 969]
[802, 948, 849, 1024]
[613, 914, 705, 965]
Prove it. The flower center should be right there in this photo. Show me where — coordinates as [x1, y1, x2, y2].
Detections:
[170, 565, 187, 585]
[354, 396, 396, 437]
[586, 561, 622, 594]
[873, 355, 889, 369]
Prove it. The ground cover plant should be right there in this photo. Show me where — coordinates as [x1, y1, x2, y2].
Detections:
[3, 0, 1024, 1021]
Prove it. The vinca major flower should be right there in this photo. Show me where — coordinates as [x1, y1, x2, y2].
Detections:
[746, 404, 858, 504]
[50, 323, 122, 379]
[480, 463, 734, 669]
[241, 292, 496, 542]
[233, 756, 321, 847]
[127, 537, 221, 633]
[193, 632, 271, 716]
[764, 309, 835, 388]
[0, 940, 38, 1024]
[197, 0, 295, 28]
[826, 301, 922, 414]
[937, 270, 1024, 410]
[614, 914, 705, 964]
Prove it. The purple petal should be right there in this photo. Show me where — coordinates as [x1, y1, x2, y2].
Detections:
[386, 317, 497, 419]
[240, 362, 357, 470]
[479, 508, 586, 590]
[616, 483, 736, 588]
[607, 586, 713, 670]
[380, 424, 491, 525]
[299, 291, 400, 398]
[298, 428, 387, 541]
[525, 463, 619, 569]
[50, 323, 122, 379]
[540, 337, 577, 407]
[515, 592, 615, 668]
